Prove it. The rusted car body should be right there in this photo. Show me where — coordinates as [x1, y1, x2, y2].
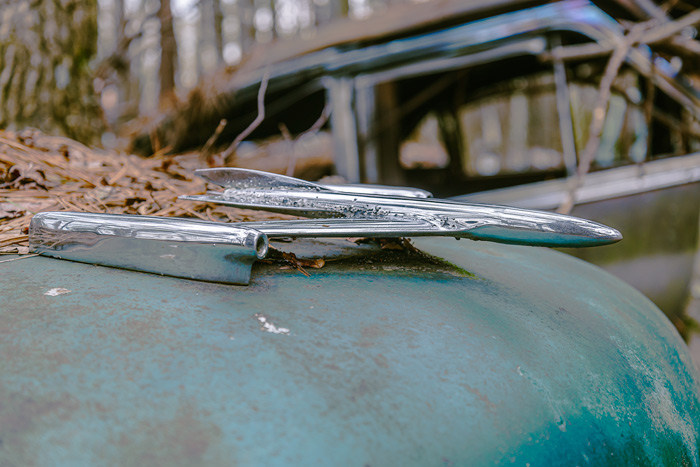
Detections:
[3, 0, 700, 462]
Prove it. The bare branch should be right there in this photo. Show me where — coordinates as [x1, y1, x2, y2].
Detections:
[302, 102, 332, 136]
[643, 8, 700, 44]
[283, 102, 331, 176]
[558, 24, 647, 214]
[200, 118, 228, 164]
[544, 8, 700, 63]
[220, 70, 271, 164]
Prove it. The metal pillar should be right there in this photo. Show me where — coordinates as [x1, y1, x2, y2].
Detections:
[325, 77, 361, 183]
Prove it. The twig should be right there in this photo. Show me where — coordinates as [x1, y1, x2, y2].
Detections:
[644, 55, 657, 160]
[279, 123, 296, 176]
[558, 24, 647, 214]
[544, 8, 700, 62]
[201, 118, 228, 164]
[643, 8, 700, 44]
[303, 102, 332, 136]
[285, 103, 331, 176]
[220, 70, 271, 163]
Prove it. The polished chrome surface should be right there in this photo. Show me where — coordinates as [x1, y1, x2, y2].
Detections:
[318, 183, 432, 199]
[195, 167, 433, 198]
[184, 168, 622, 247]
[29, 212, 268, 284]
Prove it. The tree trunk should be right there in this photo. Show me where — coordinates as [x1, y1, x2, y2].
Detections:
[213, 0, 225, 64]
[239, 0, 257, 55]
[0, 0, 103, 143]
[330, 0, 349, 19]
[158, 0, 178, 110]
[197, 0, 210, 77]
[269, 0, 278, 40]
[198, 0, 224, 73]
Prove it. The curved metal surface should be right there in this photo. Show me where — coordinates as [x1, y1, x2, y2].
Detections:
[1, 239, 698, 465]
[29, 212, 268, 285]
[184, 168, 622, 247]
[197, 167, 434, 198]
[455, 155, 700, 323]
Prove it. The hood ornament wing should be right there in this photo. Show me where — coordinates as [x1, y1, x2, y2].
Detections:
[29, 168, 621, 284]
[183, 168, 621, 247]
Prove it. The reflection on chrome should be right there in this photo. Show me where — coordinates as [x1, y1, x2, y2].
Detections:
[30, 212, 268, 285]
[183, 168, 622, 248]
[29, 168, 621, 285]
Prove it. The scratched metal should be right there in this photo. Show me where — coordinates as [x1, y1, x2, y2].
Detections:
[1, 238, 698, 465]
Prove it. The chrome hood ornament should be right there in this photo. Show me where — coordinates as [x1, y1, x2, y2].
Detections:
[29, 168, 621, 284]
[182, 168, 621, 247]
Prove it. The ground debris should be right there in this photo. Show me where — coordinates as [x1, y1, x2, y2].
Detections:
[349, 237, 420, 253]
[0, 129, 293, 255]
[265, 247, 326, 277]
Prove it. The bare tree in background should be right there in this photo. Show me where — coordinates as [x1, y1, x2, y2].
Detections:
[0, 0, 409, 144]
[197, 0, 225, 75]
[96, 0, 143, 126]
[331, 0, 350, 20]
[239, 0, 257, 54]
[268, 0, 278, 40]
[158, 0, 178, 110]
[0, 0, 103, 143]
[213, 0, 225, 64]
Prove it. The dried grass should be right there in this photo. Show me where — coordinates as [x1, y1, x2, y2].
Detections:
[0, 128, 290, 255]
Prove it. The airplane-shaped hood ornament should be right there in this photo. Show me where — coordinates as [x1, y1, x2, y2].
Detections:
[29, 168, 621, 284]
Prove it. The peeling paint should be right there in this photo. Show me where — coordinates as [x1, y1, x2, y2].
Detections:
[43, 288, 70, 296]
[255, 314, 290, 335]
[613, 335, 699, 461]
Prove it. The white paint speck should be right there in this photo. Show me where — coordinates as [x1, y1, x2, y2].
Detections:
[255, 314, 290, 335]
[44, 288, 71, 296]
[159, 254, 176, 259]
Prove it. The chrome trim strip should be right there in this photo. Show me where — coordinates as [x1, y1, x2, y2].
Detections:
[455, 153, 700, 210]
[318, 183, 433, 199]
[354, 38, 547, 88]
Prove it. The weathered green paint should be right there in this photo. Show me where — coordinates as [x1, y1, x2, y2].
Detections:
[1, 238, 699, 465]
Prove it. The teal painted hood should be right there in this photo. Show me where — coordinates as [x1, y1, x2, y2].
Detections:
[1, 237, 698, 465]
